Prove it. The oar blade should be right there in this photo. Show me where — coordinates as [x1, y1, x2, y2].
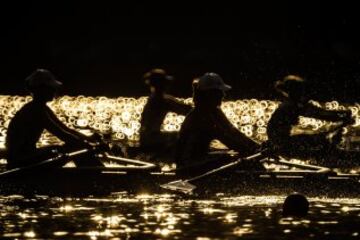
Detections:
[160, 180, 196, 194]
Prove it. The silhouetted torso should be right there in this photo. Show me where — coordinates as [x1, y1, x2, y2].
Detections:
[176, 106, 259, 168]
[267, 100, 301, 143]
[6, 100, 83, 165]
[140, 93, 191, 148]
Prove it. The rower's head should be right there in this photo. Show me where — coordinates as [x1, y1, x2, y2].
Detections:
[275, 75, 309, 102]
[193, 72, 231, 108]
[143, 68, 173, 93]
[25, 69, 62, 103]
[282, 193, 309, 217]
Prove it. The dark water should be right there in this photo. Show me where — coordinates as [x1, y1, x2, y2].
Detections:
[0, 194, 359, 239]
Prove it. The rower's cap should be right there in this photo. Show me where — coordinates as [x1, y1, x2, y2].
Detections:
[196, 72, 231, 91]
[143, 68, 174, 86]
[25, 69, 62, 90]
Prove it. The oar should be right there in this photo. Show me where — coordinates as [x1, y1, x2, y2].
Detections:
[160, 150, 266, 194]
[276, 157, 332, 173]
[103, 154, 156, 169]
[0, 148, 89, 178]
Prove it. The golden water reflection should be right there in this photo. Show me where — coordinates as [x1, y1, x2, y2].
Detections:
[1, 194, 358, 239]
[1, 95, 360, 150]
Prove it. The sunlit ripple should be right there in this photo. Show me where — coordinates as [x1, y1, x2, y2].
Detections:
[233, 226, 254, 237]
[53, 231, 68, 236]
[23, 231, 36, 238]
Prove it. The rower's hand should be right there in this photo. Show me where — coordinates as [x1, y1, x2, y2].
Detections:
[88, 132, 103, 142]
[84, 133, 104, 146]
[81, 134, 106, 151]
[259, 141, 277, 157]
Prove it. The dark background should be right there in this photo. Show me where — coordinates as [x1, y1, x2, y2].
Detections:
[1, 2, 360, 102]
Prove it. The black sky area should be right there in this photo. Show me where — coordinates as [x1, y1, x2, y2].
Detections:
[1, 2, 360, 102]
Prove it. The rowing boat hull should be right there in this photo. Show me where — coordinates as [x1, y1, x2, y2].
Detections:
[0, 167, 359, 197]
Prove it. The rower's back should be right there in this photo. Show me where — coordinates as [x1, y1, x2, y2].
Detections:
[267, 99, 300, 144]
[6, 101, 50, 161]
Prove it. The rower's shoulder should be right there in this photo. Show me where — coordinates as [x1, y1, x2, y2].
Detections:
[13, 101, 34, 115]
[15, 102, 49, 119]
[163, 94, 184, 103]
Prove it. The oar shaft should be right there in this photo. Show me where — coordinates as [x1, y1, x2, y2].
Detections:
[187, 151, 264, 183]
[0, 148, 89, 178]
[66, 149, 89, 157]
[104, 154, 156, 168]
[277, 158, 330, 172]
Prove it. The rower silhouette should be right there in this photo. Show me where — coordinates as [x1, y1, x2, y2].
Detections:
[5, 69, 103, 169]
[175, 72, 260, 176]
[267, 75, 354, 164]
[139, 68, 192, 154]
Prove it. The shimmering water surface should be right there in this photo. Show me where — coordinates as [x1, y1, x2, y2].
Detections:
[0, 194, 359, 239]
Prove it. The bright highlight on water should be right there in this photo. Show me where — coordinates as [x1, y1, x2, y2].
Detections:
[1, 95, 359, 148]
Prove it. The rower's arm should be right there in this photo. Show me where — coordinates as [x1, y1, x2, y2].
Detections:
[214, 109, 259, 155]
[44, 106, 89, 144]
[165, 95, 193, 115]
[303, 103, 352, 122]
